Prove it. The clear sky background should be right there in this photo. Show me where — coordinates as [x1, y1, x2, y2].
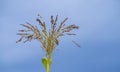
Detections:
[0, 0, 120, 72]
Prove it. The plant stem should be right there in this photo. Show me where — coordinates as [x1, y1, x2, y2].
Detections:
[46, 61, 50, 72]
[46, 54, 51, 72]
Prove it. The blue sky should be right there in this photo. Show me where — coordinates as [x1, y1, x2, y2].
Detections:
[0, 0, 120, 72]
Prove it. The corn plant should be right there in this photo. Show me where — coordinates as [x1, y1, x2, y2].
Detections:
[16, 15, 79, 72]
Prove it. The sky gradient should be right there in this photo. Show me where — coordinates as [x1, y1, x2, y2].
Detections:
[0, 0, 120, 72]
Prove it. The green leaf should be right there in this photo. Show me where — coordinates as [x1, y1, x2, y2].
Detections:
[42, 57, 47, 70]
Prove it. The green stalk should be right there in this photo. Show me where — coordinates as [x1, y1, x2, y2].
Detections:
[46, 56, 50, 72]
[46, 54, 51, 72]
